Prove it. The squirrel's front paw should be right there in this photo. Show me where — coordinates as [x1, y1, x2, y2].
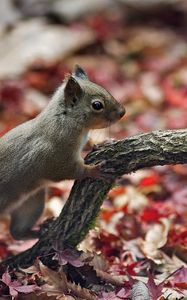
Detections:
[85, 161, 115, 181]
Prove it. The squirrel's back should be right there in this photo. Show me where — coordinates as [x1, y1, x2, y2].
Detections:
[0, 65, 125, 239]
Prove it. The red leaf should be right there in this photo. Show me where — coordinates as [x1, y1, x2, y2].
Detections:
[168, 228, 187, 247]
[12, 284, 38, 294]
[140, 207, 164, 222]
[126, 262, 140, 276]
[98, 287, 131, 300]
[100, 209, 117, 222]
[108, 186, 126, 198]
[146, 273, 164, 300]
[0, 270, 39, 299]
[139, 175, 160, 187]
[98, 291, 118, 300]
[53, 248, 84, 267]
[94, 232, 120, 258]
[9, 286, 18, 298]
[1, 271, 11, 286]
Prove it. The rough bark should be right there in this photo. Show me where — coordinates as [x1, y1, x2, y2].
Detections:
[1, 129, 187, 269]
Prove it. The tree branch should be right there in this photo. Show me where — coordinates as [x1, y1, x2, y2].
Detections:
[1, 129, 187, 269]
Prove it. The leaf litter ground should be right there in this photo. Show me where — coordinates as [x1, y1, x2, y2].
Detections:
[0, 5, 187, 300]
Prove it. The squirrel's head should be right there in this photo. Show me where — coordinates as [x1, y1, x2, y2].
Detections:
[63, 65, 125, 129]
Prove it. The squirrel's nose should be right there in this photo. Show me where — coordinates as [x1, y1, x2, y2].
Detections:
[119, 106, 126, 118]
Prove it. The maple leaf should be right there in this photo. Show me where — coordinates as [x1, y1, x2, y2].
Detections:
[39, 260, 95, 300]
[39, 260, 69, 296]
[140, 207, 165, 222]
[0, 270, 39, 299]
[53, 248, 84, 267]
[146, 272, 164, 300]
[95, 269, 125, 287]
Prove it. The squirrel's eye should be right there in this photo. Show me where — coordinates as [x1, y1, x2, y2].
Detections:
[91, 100, 104, 111]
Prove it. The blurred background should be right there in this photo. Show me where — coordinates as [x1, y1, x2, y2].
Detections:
[0, 0, 187, 140]
[0, 0, 187, 262]
[0, 3, 187, 298]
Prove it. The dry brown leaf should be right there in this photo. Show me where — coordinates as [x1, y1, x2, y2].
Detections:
[95, 269, 125, 287]
[78, 229, 100, 253]
[38, 261, 95, 300]
[39, 261, 69, 295]
[0, 20, 95, 78]
[141, 218, 171, 263]
[66, 282, 95, 300]
[156, 254, 187, 278]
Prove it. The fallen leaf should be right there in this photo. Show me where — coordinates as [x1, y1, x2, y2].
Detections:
[0, 20, 95, 77]
[53, 248, 84, 267]
[131, 280, 150, 300]
[141, 218, 171, 263]
[146, 273, 164, 300]
[0, 270, 39, 299]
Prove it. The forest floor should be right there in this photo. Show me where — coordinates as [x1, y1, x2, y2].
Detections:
[0, 2, 187, 299]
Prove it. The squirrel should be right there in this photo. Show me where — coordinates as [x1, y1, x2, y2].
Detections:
[0, 65, 125, 240]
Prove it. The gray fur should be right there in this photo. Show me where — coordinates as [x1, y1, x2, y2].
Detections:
[0, 66, 125, 239]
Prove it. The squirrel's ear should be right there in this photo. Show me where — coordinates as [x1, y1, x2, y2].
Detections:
[64, 76, 82, 105]
[73, 65, 88, 80]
